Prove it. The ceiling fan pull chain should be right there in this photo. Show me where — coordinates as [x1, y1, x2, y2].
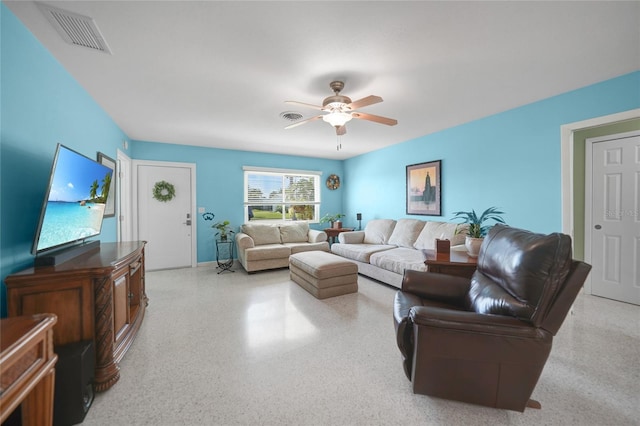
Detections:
[336, 135, 342, 151]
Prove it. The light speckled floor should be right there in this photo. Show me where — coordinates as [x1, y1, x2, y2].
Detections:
[82, 264, 639, 425]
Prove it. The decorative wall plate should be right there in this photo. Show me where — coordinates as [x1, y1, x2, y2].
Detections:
[326, 174, 340, 190]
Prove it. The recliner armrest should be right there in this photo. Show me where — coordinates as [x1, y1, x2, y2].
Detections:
[409, 306, 540, 338]
[394, 291, 423, 333]
[394, 291, 424, 380]
[401, 270, 470, 305]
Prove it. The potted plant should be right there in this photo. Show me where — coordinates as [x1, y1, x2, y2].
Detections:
[451, 207, 506, 257]
[320, 213, 345, 229]
[212, 220, 234, 241]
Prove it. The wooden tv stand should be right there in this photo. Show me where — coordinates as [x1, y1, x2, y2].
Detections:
[5, 241, 147, 392]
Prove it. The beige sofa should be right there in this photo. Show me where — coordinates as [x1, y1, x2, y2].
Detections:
[330, 219, 466, 288]
[236, 222, 329, 273]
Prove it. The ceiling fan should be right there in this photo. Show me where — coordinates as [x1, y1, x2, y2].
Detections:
[284, 81, 398, 136]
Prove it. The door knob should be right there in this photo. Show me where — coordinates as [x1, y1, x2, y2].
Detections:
[594, 224, 602, 229]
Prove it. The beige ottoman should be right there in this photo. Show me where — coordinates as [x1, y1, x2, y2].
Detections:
[289, 251, 358, 299]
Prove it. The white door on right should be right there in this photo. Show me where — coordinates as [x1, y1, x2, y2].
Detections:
[588, 131, 640, 305]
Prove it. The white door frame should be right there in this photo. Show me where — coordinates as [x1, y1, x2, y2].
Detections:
[132, 159, 198, 268]
[116, 149, 132, 242]
[560, 108, 640, 294]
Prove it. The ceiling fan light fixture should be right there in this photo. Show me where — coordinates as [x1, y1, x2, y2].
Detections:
[323, 112, 353, 127]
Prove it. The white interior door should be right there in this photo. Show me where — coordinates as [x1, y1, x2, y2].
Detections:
[586, 131, 640, 305]
[134, 161, 196, 271]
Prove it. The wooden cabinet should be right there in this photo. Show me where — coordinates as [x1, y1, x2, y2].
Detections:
[1, 314, 58, 426]
[5, 241, 147, 392]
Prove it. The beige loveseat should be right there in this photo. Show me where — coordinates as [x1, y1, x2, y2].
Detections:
[330, 219, 466, 288]
[236, 222, 329, 273]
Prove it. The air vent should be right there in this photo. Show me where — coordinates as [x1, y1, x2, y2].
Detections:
[280, 111, 304, 121]
[37, 3, 112, 54]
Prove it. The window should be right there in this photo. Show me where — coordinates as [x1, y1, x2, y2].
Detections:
[243, 167, 321, 223]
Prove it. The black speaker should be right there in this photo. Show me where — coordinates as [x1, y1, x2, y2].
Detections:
[53, 341, 95, 426]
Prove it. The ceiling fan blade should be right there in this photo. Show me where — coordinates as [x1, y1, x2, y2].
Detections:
[348, 95, 383, 110]
[352, 112, 398, 126]
[284, 115, 323, 129]
[284, 100, 324, 111]
[336, 125, 347, 136]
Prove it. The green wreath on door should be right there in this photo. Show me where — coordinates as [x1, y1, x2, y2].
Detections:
[152, 180, 176, 202]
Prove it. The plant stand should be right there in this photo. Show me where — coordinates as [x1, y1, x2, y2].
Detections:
[215, 240, 235, 274]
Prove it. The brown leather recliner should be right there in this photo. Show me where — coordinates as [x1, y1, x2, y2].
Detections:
[393, 225, 591, 411]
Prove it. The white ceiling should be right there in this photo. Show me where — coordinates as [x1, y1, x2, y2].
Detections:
[5, 1, 639, 160]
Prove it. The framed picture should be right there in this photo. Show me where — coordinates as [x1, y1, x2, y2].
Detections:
[406, 160, 441, 216]
[97, 152, 116, 217]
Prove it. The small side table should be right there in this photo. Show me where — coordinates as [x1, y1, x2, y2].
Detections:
[215, 239, 235, 274]
[423, 247, 478, 279]
[324, 227, 355, 246]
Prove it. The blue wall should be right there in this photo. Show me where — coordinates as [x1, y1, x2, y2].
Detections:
[343, 72, 640, 233]
[131, 142, 343, 263]
[1, 4, 129, 315]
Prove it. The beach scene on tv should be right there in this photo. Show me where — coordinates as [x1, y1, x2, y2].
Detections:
[36, 147, 112, 252]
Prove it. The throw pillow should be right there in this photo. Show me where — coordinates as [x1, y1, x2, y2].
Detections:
[413, 221, 461, 250]
[388, 219, 426, 248]
[241, 224, 281, 245]
[363, 219, 397, 245]
[279, 223, 309, 243]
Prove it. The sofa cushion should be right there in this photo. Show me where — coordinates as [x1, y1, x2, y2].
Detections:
[244, 244, 291, 261]
[363, 219, 397, 245]
[369, 247, 428, 275]
[241, 224, 281, 245]
[413, 221, 461, 250]
[287, 241, 330, 254]
[388, 219, 426, 248]
[331, 243, 395, 263]
[279, 222, 309, 243]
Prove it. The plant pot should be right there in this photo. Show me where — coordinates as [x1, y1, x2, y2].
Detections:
[465, 236, 483, 257]
[333, 220, 342, 229]
[220, 234, 228, 242]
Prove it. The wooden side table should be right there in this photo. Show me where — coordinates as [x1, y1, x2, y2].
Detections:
[423, 247, 478, 279]
[324, 227, 355, 245]
[1, 314, 58, 426]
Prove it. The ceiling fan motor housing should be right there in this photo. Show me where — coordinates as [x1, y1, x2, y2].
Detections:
[323, 81, 351, 110]
[322, 95, 352, 110]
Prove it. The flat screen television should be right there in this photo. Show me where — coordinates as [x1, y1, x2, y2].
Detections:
[31, 144, 113, 262]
